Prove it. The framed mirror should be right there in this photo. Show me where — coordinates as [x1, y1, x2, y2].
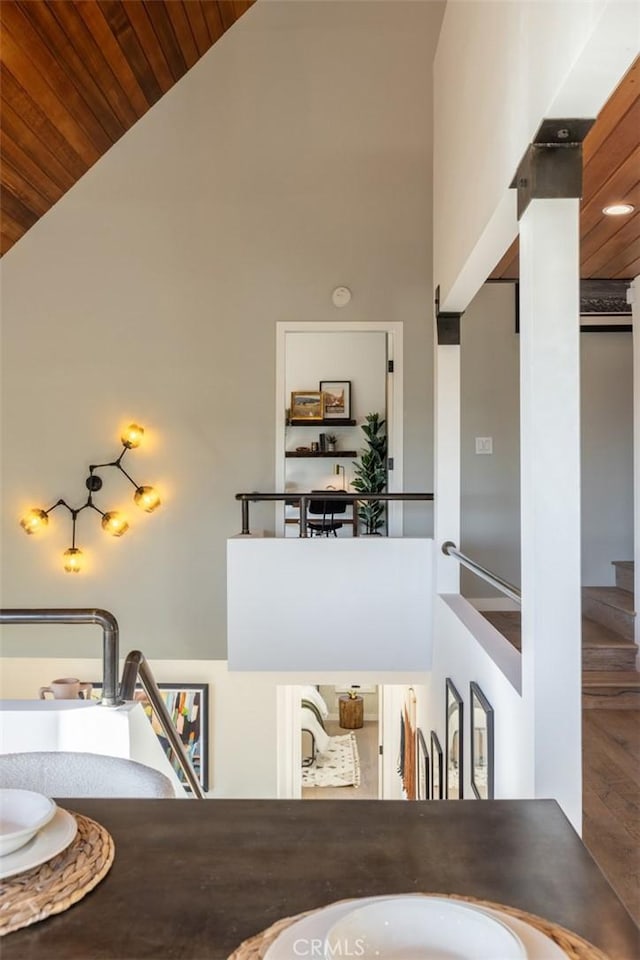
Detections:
[430, 731, 443, 799]
[416, 729, 429, 800]
[445, 678, 463, 799]
[470, 682, 494, 799]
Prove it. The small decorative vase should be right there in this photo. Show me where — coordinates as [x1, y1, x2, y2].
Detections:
[327, 442, 336, 453]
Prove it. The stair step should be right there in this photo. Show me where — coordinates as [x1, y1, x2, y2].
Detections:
[582, 618, 638, 671]
[582, 586, 636, 643]
[582, 670, 640, 710]
[612, 560, 634, 594]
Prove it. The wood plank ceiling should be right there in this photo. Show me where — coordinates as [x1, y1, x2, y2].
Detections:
[0, 0, 256, 256]
[491, 56, 640, 281]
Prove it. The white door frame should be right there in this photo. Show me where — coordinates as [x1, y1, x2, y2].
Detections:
[275, 321, 404, 536]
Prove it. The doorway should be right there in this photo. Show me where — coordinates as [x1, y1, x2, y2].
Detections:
[275, 321, 404, 537]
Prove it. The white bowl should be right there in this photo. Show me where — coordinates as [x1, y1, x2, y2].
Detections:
[324, 897, 526, 960]
[0, 789, 57, 856]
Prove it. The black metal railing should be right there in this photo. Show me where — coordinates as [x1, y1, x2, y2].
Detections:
[235, 491, 434, 537]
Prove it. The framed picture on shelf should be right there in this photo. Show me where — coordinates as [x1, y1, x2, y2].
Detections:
[445, 678, 463, 799]
[319, 380, 351, 419]
[430, 731, 443, 799]
[470, 682, 494, 799]
[416, 728, 429, 800]
[92, 681, 209, 792]
[290, 391, 324, 420]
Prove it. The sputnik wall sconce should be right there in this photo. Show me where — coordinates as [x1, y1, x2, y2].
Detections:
[20, 423, 161, 573]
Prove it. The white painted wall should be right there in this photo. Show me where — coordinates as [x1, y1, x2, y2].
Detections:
[0, 658, 428, 798]
[0, 0, 443, 661]
[460, 283, 633, 595]
[227, 537, 433, 671]
[427, 597, 529, 801]
[434, 0, 639, 311]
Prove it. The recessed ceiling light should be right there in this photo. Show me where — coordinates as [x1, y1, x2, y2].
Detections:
[602, 203, 635, 216]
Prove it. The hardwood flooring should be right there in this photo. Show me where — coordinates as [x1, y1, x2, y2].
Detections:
[583, 710, 640, 924]
[302, 720, 379, 800]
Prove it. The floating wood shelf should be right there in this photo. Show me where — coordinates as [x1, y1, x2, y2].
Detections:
[285, 451, 357, 458]
[288, 419, 357, 427]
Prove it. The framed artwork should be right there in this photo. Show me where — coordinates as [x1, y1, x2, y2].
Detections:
[470, 682, 494, 800]
[290, 391, 324, 420]
[430, 731, 443, 800]
[416, 728, 429, 801]
[445, 678, 463, 799]
[319, 380, 351, 419]
[92, 681, 209, 792]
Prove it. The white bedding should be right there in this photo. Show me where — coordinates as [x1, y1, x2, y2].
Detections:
[299, 685, 328, 720]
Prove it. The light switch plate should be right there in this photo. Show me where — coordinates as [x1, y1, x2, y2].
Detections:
[475, 437, 493, 454]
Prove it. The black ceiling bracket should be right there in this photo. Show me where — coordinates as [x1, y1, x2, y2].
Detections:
[510, 118, 595, 220]
[434, 285, 462, 345]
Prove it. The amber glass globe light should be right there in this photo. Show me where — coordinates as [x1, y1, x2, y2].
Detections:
[134, 485, 161, 513]
[20, 509, 49, 535]
[121, 423, 144, 449]
[63, 547, 84, 573]
[101, 511, 129, 537]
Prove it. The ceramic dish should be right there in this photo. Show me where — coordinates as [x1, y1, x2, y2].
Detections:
[0, 788, 56, 856]
[0, 806, 77, 880]
[263, 894, 568, 960]
[324, 896, 525, 959]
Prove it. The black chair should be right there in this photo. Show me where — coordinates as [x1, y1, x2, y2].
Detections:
[307, 491, 347, 537]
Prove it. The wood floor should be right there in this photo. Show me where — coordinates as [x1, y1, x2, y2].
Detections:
[582, 709, 640, 925]
[302, 720, 378, 800]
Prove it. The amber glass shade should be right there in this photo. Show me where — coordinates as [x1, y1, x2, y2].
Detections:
[134, 485, 160, 513]
[121, 423, 144, 449]
[20, 508, 49, 535]
[101, 512, 129, 537]
[63, 547, 83, 573]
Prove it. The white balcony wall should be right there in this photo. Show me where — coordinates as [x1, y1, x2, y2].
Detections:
[227, 538, 433, 671]
[426, 596, 529, 801]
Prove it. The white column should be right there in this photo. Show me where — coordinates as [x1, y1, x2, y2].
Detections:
[434, 341, 461, 594]
[631, 277, 640, 659]
[519, 198, 582, 831]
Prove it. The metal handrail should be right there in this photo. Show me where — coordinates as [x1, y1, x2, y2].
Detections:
[120, 650, 205, 799]
[0, 608, 122, 705]
[441, 541, 521, 604]
[235, 491, 434, 537]
[0, 609, 205, 798]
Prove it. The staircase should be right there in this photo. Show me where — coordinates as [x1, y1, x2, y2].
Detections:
[582, 561, 638, 709]
[482, 560, 638, 709]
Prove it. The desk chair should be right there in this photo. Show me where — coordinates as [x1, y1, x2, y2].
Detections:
[307, 491, 347, 536]
[0, 751, 176, 798]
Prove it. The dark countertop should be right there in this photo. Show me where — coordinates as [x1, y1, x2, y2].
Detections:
[3, 799, 639, 959]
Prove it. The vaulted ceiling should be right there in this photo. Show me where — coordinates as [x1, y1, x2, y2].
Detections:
[0, 0, 256, 256]
[0, 9, 637, 274]
[491, 57, 639, 282]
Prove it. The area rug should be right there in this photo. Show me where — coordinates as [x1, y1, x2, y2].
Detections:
[302, 732, 361, 788]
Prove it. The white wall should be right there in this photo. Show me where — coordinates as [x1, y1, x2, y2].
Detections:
[581, 331, 634, 583]
[461, 283, 633, 596]
[227, 537, 433, 671]
[427, 597, 529, 801]
[434, 1, 639, 311]
[0, 1, 444, 661]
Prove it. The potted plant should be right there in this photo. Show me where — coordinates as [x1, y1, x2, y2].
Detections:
[351, 413, 387, 535]
[325, 433, 337, 453]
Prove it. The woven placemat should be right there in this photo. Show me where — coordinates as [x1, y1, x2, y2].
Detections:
[0, 812, 114, 937]
[227, 892, 611, 960]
